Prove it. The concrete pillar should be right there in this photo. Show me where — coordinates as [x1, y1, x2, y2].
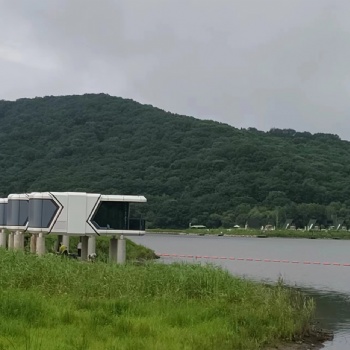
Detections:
[62, 235, 70, 251]
[54, 235, 62, 253]
[109, 237, 118, 263]
[88, 236, 96, 257]
[117, 235, 126, 264]
[0, 229, 7, 248]
[13, 230, 24, 251]
[36, 233, 46, 256]
[30, 234, 37, 254]
[8, 232, 15, 250]
[81, 236, 88, 261]
[20, 232, 25, 250]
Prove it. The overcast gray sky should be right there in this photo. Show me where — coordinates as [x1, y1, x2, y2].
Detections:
[1, 0, 350, 139]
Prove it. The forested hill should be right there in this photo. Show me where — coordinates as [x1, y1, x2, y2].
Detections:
[1, 93, 350, 229]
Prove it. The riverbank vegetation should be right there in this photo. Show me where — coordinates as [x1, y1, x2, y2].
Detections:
[30, 235, 159, 262]
[1, 94, 350, 230]
[0, 249, 314, 350]
[149, 228, 350, 239]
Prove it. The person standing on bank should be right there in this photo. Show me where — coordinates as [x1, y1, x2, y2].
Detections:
[58, 242, 68, 256]
[77, 239, 82, 257]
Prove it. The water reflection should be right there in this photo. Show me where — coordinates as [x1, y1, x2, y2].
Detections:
[131, 234, 350, 349]
[302, 289, 350, 349]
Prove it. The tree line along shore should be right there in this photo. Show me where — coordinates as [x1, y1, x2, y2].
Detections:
[1, 94, 350, 230]
[149, 227, 350, 240]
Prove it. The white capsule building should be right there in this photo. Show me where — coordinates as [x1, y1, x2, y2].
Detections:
[1, 192, 147, 263]
[27, 192, 146, 236]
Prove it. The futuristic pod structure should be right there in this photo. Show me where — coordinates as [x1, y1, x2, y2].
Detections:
[27, 192, 147, 236]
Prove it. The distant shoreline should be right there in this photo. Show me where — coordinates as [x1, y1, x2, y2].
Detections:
[147, 229, 350, 240]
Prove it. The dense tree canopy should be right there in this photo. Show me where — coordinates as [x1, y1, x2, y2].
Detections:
[0, 94, 350, 229]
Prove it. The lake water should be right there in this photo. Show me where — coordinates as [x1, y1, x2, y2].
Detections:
[130, 234, 350, 350]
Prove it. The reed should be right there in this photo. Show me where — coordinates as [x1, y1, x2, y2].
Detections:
[0, 249, 314, 350]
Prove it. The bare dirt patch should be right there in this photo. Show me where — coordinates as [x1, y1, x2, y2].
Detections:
[266, 326, 333, 350]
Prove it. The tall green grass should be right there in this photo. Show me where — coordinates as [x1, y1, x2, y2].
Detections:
[0, 249, 314, 350]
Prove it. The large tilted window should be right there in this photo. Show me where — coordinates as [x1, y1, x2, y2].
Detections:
[0, 203, 7, 226]
[7, 200, 29, 226]
[28, 199, 59, 228]
[91, 202, 129, 230]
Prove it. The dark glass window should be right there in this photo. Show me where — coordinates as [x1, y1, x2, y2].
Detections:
[0, 203, 7, 226]
[129, 218, 145, 230]
[6, 201, 15, 226]
[91, 202, 129, 230]
[7, 200, 28, 226]
[28, 199, 59, 228]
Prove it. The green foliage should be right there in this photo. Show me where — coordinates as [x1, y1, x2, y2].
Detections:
[0, 249, 314, 349]
[38, 235, 157, 262]
[1, 94, 350, 228]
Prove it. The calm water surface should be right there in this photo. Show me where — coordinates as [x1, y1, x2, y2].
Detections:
[130, 234, 350, 350]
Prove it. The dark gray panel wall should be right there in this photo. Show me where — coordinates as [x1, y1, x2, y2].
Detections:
[29, 199, 59, 228]
[7, 200, 28, 227]
[0, 203, 7, 226]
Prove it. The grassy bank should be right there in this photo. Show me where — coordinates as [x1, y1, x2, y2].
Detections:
[149, 228, 350, 239]
[0, 249, 314, 350]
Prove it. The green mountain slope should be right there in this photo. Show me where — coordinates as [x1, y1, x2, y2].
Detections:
[1, 94, 350, 228]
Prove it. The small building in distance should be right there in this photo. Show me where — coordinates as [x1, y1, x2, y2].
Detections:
[283, 219, 296, 230]
[189, 223, 207, 229]
[307, 219, 318, 231]
[334, 218, 345, 231]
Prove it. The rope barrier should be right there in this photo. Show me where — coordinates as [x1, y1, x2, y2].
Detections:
[156, 253, 350, 267]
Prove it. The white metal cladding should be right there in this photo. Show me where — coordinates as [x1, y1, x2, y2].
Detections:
[0, 198, 8, 228]
[100, 195, 147, 203]
[6, 193, 29, 231]
[85, 193, 101, 234]
[67, 193, 88, 234]
[48, 192, 97, 235]
[8, 194, 29, 200]
[51, 192, 68, 233]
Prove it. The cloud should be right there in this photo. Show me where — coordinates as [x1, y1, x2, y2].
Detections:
[1, 0, 350, 139]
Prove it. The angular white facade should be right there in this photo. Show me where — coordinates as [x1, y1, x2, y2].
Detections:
[27, 192, 146, 236]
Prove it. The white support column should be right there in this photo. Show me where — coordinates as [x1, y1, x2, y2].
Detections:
[62, 235, 70, 251]
[36, 233, 46, 256]
[0, 229, 7, 248]
[55, 235, 62, 253]
[117, 235, 126, 264]
[14, 230, 24, 251]
[81, 236, 88, 261]
[20, 232, 25, 250]
[8, 232, 15, 250]
[30, 234, 37, 254]
[109, 237, 118, 263]
[88, 236, 96, 257]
